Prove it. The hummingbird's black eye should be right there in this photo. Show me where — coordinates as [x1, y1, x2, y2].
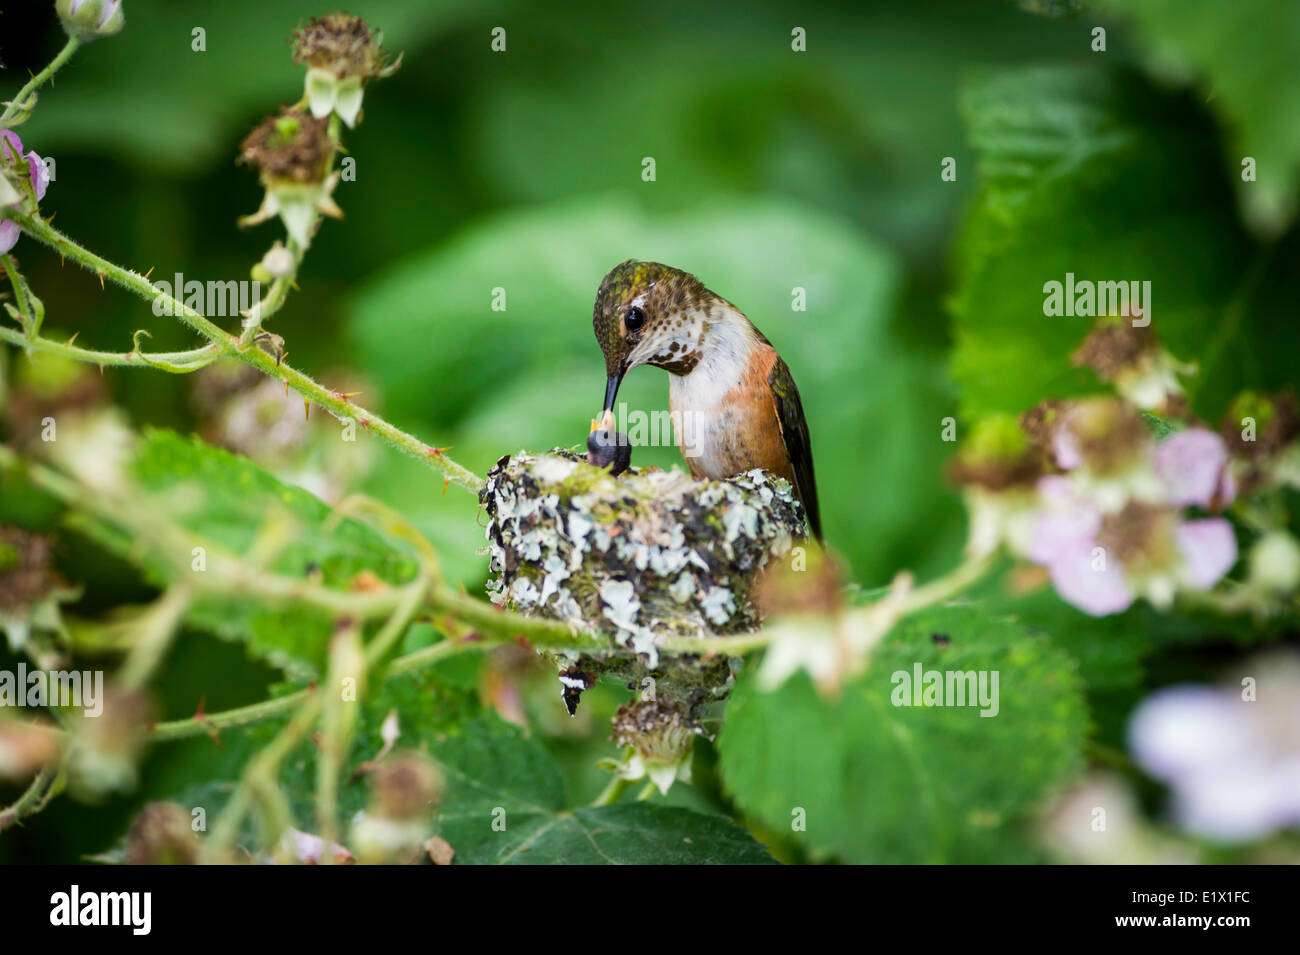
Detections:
[624, 306, 646, 332]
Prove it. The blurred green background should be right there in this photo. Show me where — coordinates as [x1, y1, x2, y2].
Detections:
[2, 0, 1298, 861]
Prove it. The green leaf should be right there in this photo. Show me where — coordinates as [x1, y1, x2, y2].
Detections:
[432, 716, 775, 864]
[717, 604, 1087, 863]
[144, 668, 773, 864]
[1101, 0, 1300, 236]
[950, 64, 1280, 421]
[82, 430, 419, 676]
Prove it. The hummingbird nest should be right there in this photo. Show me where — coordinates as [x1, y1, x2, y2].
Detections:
[480, 449, 806, 711]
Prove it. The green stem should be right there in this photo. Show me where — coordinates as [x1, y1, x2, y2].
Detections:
[897, 549, 995, 615]
[0, 759, 61, 833]
[591, 775, 632, 807]
[0, 325, 220, 371]
[7, 210, 483, 494]
[426, 585, 610, 651]
[117, 584, 194, 691]
[0, 36, 81, 126]
[1, 253, 35, 332]
[151, 689, 312, 742]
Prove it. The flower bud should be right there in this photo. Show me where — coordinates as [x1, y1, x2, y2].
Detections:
[609, 699, 700, 794]
[55, 0, 125, 43]
[1248, 532, 1300, 594]
[238, 108, 341, 248]
[1071, 320, 1194, 413]
[1, 129, 51, 255]
[291, 14, 397, 128]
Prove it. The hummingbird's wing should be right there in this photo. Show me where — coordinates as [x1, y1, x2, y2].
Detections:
[767, 357, 822, 541]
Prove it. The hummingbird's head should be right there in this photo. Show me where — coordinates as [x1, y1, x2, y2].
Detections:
[592, 259, 712, 415]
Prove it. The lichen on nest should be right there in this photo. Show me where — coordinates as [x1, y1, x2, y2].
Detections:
[479, 449, 806, 709]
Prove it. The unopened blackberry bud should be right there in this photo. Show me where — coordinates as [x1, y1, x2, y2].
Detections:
[1248, 532, 1300, 594]
[125, 802, 199, 865]
[56, 0, 124, 43]
[586, 427, 632, 476]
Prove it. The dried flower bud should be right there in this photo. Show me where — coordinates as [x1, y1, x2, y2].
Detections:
[239, 108, 334, 186]
[0, 526, 78, 655]
[238, 108, 343, 247]
[1019, 399, 1069, 453]
[0, 527, 62, 614]
[1072, 321, 1194, 413]
[609, 699, 700, 794]
[1054, 397, 1151, 475]
[291, 14, 397, 128]
[292, 13, 389, 79]
[371, 751, 444, 823]
[55, 0, 124, 43]
[125, 802, 199, 865]
[1220, 390, 1298, 460]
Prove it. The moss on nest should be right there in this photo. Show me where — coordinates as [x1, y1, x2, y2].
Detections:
[480, 449, 806, 710]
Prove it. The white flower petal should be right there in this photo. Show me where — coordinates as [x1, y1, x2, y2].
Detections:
[334, 77, 365, 128]
[304, 68, 339, 119]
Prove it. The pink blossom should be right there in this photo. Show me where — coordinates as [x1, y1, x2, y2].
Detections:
[1154, 428, 1236, 508]
[0, 129, 50, 255]
[1128, 658, 1300, 842]
[1046, 534, 1135, 615]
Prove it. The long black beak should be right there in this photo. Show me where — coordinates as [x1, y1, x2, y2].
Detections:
[602, 370, 624, 417]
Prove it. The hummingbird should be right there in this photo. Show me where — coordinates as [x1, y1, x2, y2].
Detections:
[592, 260, 821, 540]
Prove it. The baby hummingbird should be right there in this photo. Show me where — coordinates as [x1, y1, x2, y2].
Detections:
[592, 260, 821, 540]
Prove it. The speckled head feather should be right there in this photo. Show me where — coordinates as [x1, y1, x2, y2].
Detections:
[592, 260, 713, 384]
